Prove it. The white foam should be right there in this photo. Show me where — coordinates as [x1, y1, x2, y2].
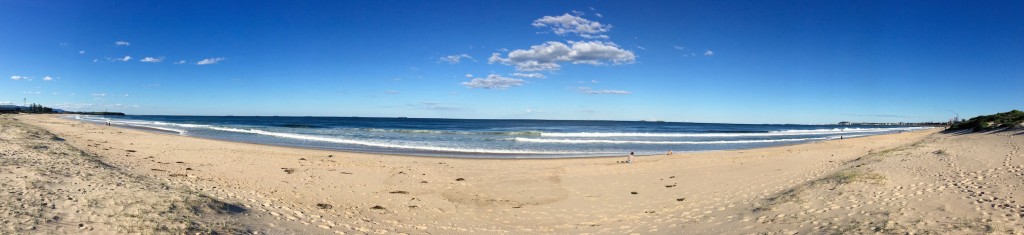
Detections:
[514, 137, 837, 144]
[205, 126, 585, 154]
[540, 127, 926, 138]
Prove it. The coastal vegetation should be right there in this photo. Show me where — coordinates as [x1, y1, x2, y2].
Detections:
[0, 103, 54, 114]
[949, 110, 1024, 131]
[0, 103, 124, 115]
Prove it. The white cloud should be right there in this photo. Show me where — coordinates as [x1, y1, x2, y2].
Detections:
[119, 56, 132, 62]
[511, 73, 546, 79]
[465, 73, 473, 78]
[595, 13, 603, 18]
[636, 46, 647, 50]
[704, 50, 714, 56]
[439, 54, 474, 64]
[174, 60, 186, 64]
[42, 76, 54, 81]
[140, 57, 163, 63]
[532, 13, 612, 38]
[91, 93, 107, 97]
[461, 74, 525, 89]
[577, 87, 631, 95]
[580, 34, 609, 39]
[674, 45, 685, 50]
[79, 50, 85, 54]
[196, 57, 225, 65]
[489, 41, 636, 71]
[10, 75, 29, 80]
[115, 41, 130, 46]
[385, 90, 400, 94]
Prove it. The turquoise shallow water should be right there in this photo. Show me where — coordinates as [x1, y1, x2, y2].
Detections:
[70, 115, 928, 158]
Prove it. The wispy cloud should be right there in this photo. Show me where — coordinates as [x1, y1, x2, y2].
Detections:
[91, 93, 107, 97]
[577, 86, 631, 95]
[196, 57, 225, 65]
[675, 45, 709, 57]
[111, 56, 132, 62]
[439, 54, 474, 64]
[511, 73, 546, 79]
[115, 41, 130, 46]
[79, 50, 85, 54]
[140, 57, 163, 63]
[385, 90, 400, 94]
[173, 60, 186, 64]
[51, 103, 141, 110]
[461, 74, 525, 89]
[10, 75, 29, 80]
[489, 41, 636, 71]
[42, 76, 54, 81]
[532, 13, 612, 39]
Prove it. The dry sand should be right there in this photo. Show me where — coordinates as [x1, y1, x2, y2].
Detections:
[3, 114, 1023, 234]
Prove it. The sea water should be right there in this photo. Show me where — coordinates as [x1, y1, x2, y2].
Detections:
[69, 115, 929, 158]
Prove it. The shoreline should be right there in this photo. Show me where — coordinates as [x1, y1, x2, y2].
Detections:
[10, 114, 1020, 234]
[61, 114, 932, 160]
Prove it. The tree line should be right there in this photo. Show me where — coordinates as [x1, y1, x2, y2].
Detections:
[0, 103, 54, 114]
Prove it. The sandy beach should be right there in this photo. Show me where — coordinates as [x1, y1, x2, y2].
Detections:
[3, 114, 1023, 234]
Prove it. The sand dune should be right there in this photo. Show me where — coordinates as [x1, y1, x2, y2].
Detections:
[3, 114, 1022, 234]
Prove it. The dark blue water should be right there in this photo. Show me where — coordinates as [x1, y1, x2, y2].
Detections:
[69, 115, 928, 158]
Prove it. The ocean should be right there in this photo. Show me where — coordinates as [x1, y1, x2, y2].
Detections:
[69, 115, 929, 158]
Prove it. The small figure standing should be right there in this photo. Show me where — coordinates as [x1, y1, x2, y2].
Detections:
[666, 150, 674, 155]
[626, 152, 635, 164]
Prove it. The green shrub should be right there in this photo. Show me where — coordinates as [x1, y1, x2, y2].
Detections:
[949, 110, 1024, 131]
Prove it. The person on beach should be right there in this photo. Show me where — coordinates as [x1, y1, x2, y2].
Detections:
[666, 150, 673, 155]
[626, 152, 635, 164]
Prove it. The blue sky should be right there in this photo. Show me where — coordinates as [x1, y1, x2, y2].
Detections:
[1, 0, 1021, 124]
